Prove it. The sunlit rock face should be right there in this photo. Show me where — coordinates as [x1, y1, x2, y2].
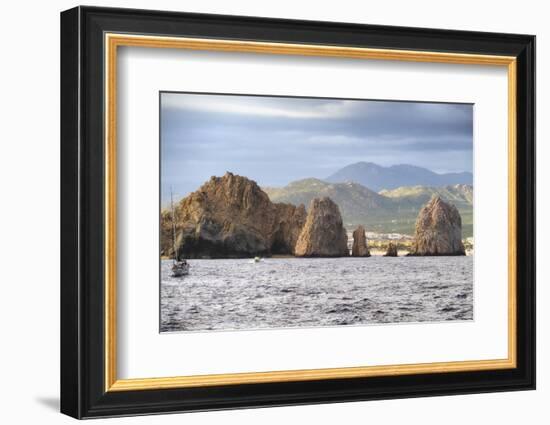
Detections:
[409, 196, 465, 256]
[164, 173, 306, 258]
[294, 197, 349, 257]
[351, 225, 370, 257]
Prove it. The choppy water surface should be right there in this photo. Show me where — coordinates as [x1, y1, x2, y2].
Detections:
[160, 257, 473, 332]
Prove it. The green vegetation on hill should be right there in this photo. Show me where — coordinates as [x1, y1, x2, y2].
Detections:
[264, 179, 473, 238]
[380, 184, 473, 209]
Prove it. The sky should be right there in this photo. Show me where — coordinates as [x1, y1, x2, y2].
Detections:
[161, 92, 473, 203]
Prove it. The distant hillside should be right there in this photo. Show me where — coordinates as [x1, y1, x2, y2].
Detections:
[380, 184, 473, 210]
[264, 179, 473, 237]
[326, 162, 473, 191]
[264, 178, 393, 215]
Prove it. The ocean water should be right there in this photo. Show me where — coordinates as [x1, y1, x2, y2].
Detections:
[160, 256, 473, 332]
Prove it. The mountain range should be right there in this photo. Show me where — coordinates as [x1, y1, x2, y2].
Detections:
[263, 178, 473, 237]
[325, 162, 473, 192]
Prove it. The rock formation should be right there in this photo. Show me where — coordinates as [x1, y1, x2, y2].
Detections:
[384, 242, 398, 257]
[164, 173, 307, 258]
[271, 203, 307, 255]
[351, 225, 370, 257]
[294, 197, 349, 257]
[409, 196, 465, 256]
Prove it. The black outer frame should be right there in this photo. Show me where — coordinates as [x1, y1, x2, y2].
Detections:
[60, 6, 535, 419]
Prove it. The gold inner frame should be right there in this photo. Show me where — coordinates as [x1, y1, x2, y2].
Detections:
[104, 33, 517, 392]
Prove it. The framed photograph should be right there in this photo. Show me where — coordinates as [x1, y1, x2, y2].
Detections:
[60, 6, 535, 419]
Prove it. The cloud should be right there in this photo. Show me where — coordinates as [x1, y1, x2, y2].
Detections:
[302, 135, 365, 146]
[162, 93, 360, 119]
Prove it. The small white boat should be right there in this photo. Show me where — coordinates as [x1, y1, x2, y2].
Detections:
[171, 259, 190, 277]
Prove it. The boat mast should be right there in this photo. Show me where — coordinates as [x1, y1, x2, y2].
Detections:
[170, 187, 178, 263]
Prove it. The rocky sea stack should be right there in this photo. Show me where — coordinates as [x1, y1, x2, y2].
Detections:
[409, 196, 465, 256]
[384, 242, 398, 257]
[294, 197, 349, 257]
[163, 173, 307, 258]
[351, 225, 370, 257]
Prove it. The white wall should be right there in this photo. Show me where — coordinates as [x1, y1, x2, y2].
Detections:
[0, 1, 545, 424]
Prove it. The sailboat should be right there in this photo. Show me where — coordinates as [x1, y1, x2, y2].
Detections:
[170, 188, 189, 277]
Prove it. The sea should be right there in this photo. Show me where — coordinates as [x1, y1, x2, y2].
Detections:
[160, 256, 473, 332]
